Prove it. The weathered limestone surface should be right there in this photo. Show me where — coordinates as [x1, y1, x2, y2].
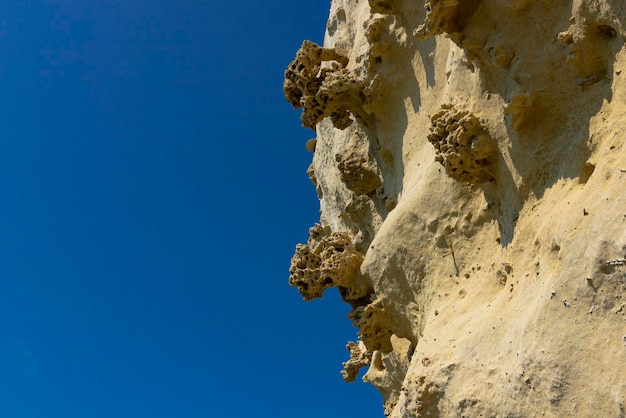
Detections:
[285, 0, 626, 416]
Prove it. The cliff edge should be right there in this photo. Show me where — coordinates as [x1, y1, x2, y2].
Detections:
[285, 1, 626, 416]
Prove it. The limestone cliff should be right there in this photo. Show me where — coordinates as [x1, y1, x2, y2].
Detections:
[285, 1, 626, 416]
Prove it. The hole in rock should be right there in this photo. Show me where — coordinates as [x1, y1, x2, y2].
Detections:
[596, 24, 617, 39]
[579, 163, 596, 184]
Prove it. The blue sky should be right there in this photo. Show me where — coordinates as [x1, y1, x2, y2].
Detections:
[0, 1, 383, 417]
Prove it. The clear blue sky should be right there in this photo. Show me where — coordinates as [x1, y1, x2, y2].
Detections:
[0, 1, 383, 417]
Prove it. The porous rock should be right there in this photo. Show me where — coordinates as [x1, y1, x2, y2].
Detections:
[284, 40, 368, 130]
[427, 104, 497, 184]
[289, 224, 371, 302]
[285, 0, 626, 416]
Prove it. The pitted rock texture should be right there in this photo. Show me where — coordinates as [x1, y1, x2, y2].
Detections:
[335, 127, 383, 195]
[427, 104, 496, 184]
[285, 0, 626, 416]
[283, 40, 347, 108]
[284, 40, 368, 130]
[341, 340, 372, 383]
[289, 224, 371, 302]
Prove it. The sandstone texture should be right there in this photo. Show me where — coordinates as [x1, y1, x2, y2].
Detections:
[285, 1, 626, 416]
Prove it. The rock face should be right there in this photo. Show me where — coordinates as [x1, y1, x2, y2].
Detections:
[285, 1, 626, 416]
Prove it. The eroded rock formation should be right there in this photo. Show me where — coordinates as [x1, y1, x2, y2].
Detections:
[285, 0, 626, 416]
[427, 104, 497, 184]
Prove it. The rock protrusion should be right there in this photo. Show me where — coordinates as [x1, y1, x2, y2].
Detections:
[505, 92, 539, 131]
[427, 104, 497, 184]
[366, 14, 410, 65]
[335, 128, 383, 195]
[284, 40, 369, 130]
[289, 224, 371, 301]
[337, 152, 383, 195]
[363, 335, 412, 416]
[558, 6, 623, 87]
[348, 298, 394, 352]
[341, 340, 372, 383]
[414, 0, 480, 41]
[368, 0, 400, 15]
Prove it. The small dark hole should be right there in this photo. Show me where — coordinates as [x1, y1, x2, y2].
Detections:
[597, 24, 617, 39]
[579, 163, 595, 184]
[600, 264, 614, 274]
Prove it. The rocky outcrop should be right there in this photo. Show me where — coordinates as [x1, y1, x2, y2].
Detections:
[285, 0, 626, 416]
[289, 224, 371, 303]
[427, 104, 497, 184]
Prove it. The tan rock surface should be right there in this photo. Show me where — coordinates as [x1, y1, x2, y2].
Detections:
[285, 0, 626, 416]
